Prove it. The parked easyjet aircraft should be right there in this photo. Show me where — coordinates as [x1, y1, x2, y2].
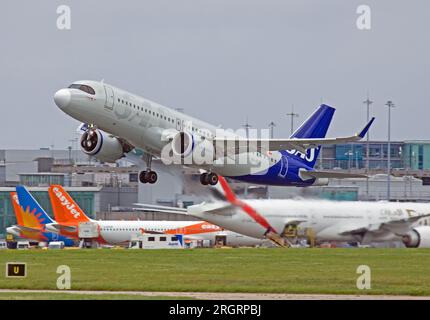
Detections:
[6, 189, 75, 246]
[46, 184, 266, 247]
[136, 177, 430, 248]
[54, 81, 373, 186]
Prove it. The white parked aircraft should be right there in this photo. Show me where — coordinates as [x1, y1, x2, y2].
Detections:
[54, 80, 373, 186]
[136, 177, 430, 248]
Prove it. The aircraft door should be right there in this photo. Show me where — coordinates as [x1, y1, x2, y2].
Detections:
[215, 235, 227, 246]
[176, 118, 182, 131]
[278, 155, 288, 178]
[104, 85, 115, 110]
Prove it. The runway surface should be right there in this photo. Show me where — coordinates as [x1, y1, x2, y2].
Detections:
[1, 289, 429, 300]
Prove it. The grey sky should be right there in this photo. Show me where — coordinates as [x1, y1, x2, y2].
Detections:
[1, 1, 429, 149]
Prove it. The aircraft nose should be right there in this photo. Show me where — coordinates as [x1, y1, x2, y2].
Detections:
[54, 89, 71, 109]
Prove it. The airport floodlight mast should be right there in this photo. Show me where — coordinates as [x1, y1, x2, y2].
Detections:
[363, 95, 373, 198]
[385, 100, 395, 201]
[268, 121, 276, 139]
[286, 105, 299, 136]
[242, 118, 252, 197]
[242, 117, 252, 139]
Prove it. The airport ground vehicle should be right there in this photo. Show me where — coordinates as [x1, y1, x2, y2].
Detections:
[48, 241, 65, 249]
[54, 80, 373, 186]
[17, 241, 30, 250]
[128, 234, 183, 249]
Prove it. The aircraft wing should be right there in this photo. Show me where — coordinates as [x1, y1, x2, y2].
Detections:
[188, 201, 236, 216]
[299, 169, 367, 180]
[339, 213, 430, 236]
[133, 203, 188, 215]
[213, 117, 375, 155]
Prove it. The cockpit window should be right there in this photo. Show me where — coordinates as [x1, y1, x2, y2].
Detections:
[68, 84, 96, 95]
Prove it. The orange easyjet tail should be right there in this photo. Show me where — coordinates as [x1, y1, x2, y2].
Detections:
[48, 185, 91, 224]
[10, 192, 24, 226]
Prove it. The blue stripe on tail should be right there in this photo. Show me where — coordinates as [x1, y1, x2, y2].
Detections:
[287, 104, 335, 168]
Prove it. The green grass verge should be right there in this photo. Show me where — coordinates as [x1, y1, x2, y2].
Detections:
[0, 248, 429, 296]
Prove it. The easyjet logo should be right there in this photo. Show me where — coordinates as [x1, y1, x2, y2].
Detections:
[200, 224, 221, 230]
[52, 187, 81, 219]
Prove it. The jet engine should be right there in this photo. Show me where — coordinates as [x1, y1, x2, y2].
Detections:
[171, 131, 214, 164]
[310, 178, 329, 186]
[80, 128, 133, 163]
[402, 226, 430, 248]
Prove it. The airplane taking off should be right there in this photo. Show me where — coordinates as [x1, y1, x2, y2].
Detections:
[136, 177, 430, 248]
[54, 80, 374, 186]
[45, 184, 266, 247]
[6, 189, 75, 246]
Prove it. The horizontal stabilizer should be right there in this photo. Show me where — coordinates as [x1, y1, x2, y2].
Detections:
[299, 169, 367, 180]
[17, 225, 42, 233]
[48, 223, 77, 233]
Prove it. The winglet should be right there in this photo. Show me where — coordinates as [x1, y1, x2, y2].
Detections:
[357, 117, 375, 138]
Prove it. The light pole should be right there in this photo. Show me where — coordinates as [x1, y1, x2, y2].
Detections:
[268, 121, 276, 139]
[363, 96, 373, 199]
[385, 100, 395, 201]
[286, 105, 299, 136]
[242, 118, 252, 198]
[242, 118, 252, 138]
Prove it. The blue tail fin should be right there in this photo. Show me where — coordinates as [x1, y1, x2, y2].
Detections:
[15, 185, 54, 225]
[287, 104, 335, 168]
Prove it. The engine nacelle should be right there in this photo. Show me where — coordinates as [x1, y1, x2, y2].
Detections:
[80, 129, 127, 163]
[402, 226, 430, 248]
[171, 131, 214, 164]
[310, 178, 329, 186]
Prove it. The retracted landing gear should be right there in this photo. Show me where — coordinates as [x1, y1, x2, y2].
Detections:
[139, 154, 158, 184]
[200, 172, 219, 186]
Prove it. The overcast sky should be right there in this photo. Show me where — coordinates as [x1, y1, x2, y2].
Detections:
[1, 1, 429, 149]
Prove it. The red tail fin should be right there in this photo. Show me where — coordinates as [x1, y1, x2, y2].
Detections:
[10, 192, 24, 226]
[48, 185, 91, 224]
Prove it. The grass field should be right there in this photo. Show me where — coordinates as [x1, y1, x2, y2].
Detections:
[1, 248, 429, 296]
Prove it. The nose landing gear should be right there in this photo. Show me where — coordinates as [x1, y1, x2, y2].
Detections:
[200, 172, 219, 185]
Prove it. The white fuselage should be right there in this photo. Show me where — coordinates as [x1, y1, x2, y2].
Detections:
[188, 200, 430, 244]
[55, 80, 281, 177]
[92, 220, 266, 247]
